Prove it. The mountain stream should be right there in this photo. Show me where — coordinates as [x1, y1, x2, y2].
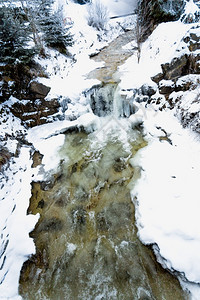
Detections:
[19, 30, 189, 299]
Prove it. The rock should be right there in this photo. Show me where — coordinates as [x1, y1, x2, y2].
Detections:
[190, 32, 200, 43]
[189, 36, 200, 52]
[31, 151, 43, 168]
[0, 148, 12, 170]
[175, 74, 200, 92]
[195, 60, 200, 72]
[151, 28, 200, 85]
[29, 81, 51, 99]
[0, 62, 48, 102]
[135, 95, 149, 103]
[184, 29, 200, 52]
[161, 53, 200, 81]
[10, 98, 60, 127]
[159, 79, 175, 94]
[161, 55, 188, 80]
[151, 72, 164, 83]
[139, 0, 186, 39]
[141, 83, 157, 97]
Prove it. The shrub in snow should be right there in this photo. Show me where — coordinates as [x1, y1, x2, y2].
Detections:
[87, 0, 108, 31]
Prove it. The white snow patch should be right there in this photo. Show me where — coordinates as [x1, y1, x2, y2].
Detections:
[119, 21, 193, 89]
[131, 109, 200, 284]
[0, 147, 39, 299]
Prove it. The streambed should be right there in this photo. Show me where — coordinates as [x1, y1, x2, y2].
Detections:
[19, 124, 188, 299]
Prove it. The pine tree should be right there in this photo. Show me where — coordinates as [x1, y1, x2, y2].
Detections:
[0, 5, 36, 64]
[38, 0, 73, 52]
[43, 8, 74, 52]
[1, 0, 74, 62]
[24, 0, 74, 54]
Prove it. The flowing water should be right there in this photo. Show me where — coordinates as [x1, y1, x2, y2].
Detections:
[19, 121, 188, 299]
[19, 31, 189, 299]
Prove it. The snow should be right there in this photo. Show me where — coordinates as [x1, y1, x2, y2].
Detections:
[1, 0, 200, 299]
[159, 79, 174, 88]
[119, 20, 193, 89]
[131, 110, 200, 280]
[0, 146, 39, 300]
[129, 108, 200, 297]
[100, 0, 137, 17]
[116, 10, 200, 297]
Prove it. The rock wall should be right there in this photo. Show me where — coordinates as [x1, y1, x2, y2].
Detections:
[138, 0, 186, 38]
[0, 63, 61, 127]
[149, 25, 200, 133]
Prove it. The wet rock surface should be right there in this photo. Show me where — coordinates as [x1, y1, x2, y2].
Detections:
[19, 131, 188, 300]
[88, 31, 136, 84]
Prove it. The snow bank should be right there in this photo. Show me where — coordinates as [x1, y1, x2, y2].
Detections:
[27, 112, 99, 180]
[0, 147, 39, 299]
[131, 109, 200, 284]
[119, 21, 193, 89]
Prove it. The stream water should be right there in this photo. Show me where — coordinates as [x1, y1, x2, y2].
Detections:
[19, 31, 189, 299]
[19, 118, 188, 299]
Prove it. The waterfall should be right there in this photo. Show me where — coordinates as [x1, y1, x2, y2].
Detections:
[85, 83, 117, 117]
[86, 83, 136, 118]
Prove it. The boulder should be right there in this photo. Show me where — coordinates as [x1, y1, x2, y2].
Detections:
[0, 62, 49, 102]
[0, 148, 12, 170]
[151, 72, 163, 83]
[152, 26, 200, 84]
[159, 79, 175, 94]
[29, 81, 51, 99]
[140, 83, 157, 96]
[161, 55, 188, 80]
